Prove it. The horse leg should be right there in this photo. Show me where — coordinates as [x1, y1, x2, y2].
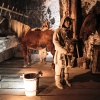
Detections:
[21, 44, 28, 67]
[47, 44, 55, 70]
[27, 49, 32, 65]
[42, 48, 47, 64]
[51, 49, 55, 70]
[39, 49, 43, 63]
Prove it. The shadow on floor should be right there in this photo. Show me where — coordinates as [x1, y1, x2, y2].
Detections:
[70, 71, 100, 83]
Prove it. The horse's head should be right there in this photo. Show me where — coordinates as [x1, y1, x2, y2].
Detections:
[80, 13, 97, 41]
[0, 17, 30, 38]
[80, 1, 100, 41]
[89, 1, 100, 15]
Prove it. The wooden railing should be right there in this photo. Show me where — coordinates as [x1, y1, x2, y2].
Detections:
[0, 3, 28, 18]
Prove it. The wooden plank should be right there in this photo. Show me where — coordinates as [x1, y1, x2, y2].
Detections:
[1, 78, 23, 82]
[0, 77, 54, 89]
[0, 74, 22, 80]
[0, 81, 24, 89]
[0, 74, 20, 77]
[0, 89, 25, 95]
[0, 74, 24, 89]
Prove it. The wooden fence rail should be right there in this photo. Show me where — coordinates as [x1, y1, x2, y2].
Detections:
[0, 3, 28, 18]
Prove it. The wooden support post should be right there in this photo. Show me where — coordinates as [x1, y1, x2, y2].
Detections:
[12, 6, 14, 10]
[4, 5, 9, 16]
[9, 6, 15, 19]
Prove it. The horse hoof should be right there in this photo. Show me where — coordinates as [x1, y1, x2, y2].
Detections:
[67, 83, 72, 87]
[43, 62, 47, 64]
[23, 65, 27, 67]
[28, 63, 31, 65]
[51, 63, 55, 71]
[51, 67, 55, 71]
[38, 61, 42, 64]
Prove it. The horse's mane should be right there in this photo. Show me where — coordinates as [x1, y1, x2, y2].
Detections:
[31, 28, 41, 31]
[81, 1, 100, 32]
[80, 12, 100, 41]
[9, 19, 31, 38]
[88, 1, 100, 15]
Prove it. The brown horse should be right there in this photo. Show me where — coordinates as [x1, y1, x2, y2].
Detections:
[21, 29, 55, 67]
[0, 18, 55, 67]
[80, 13, 100, 41]
[80, 1, 100, 41]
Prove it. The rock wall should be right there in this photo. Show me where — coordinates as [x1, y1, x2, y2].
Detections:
[0, 0, 60, 29]
[22, 0, 60, 29]
[0, 0, 99, 30]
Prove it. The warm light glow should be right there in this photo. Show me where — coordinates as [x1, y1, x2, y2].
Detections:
[44, 0, 60, 30]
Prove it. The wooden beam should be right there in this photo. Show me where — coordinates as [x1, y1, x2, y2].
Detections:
[0, 6, 28, 18]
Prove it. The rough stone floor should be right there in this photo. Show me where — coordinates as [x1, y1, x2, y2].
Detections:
[0, 52, 100, 100]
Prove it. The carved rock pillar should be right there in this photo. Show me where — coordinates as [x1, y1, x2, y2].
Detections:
[71, 0, 77, 38]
